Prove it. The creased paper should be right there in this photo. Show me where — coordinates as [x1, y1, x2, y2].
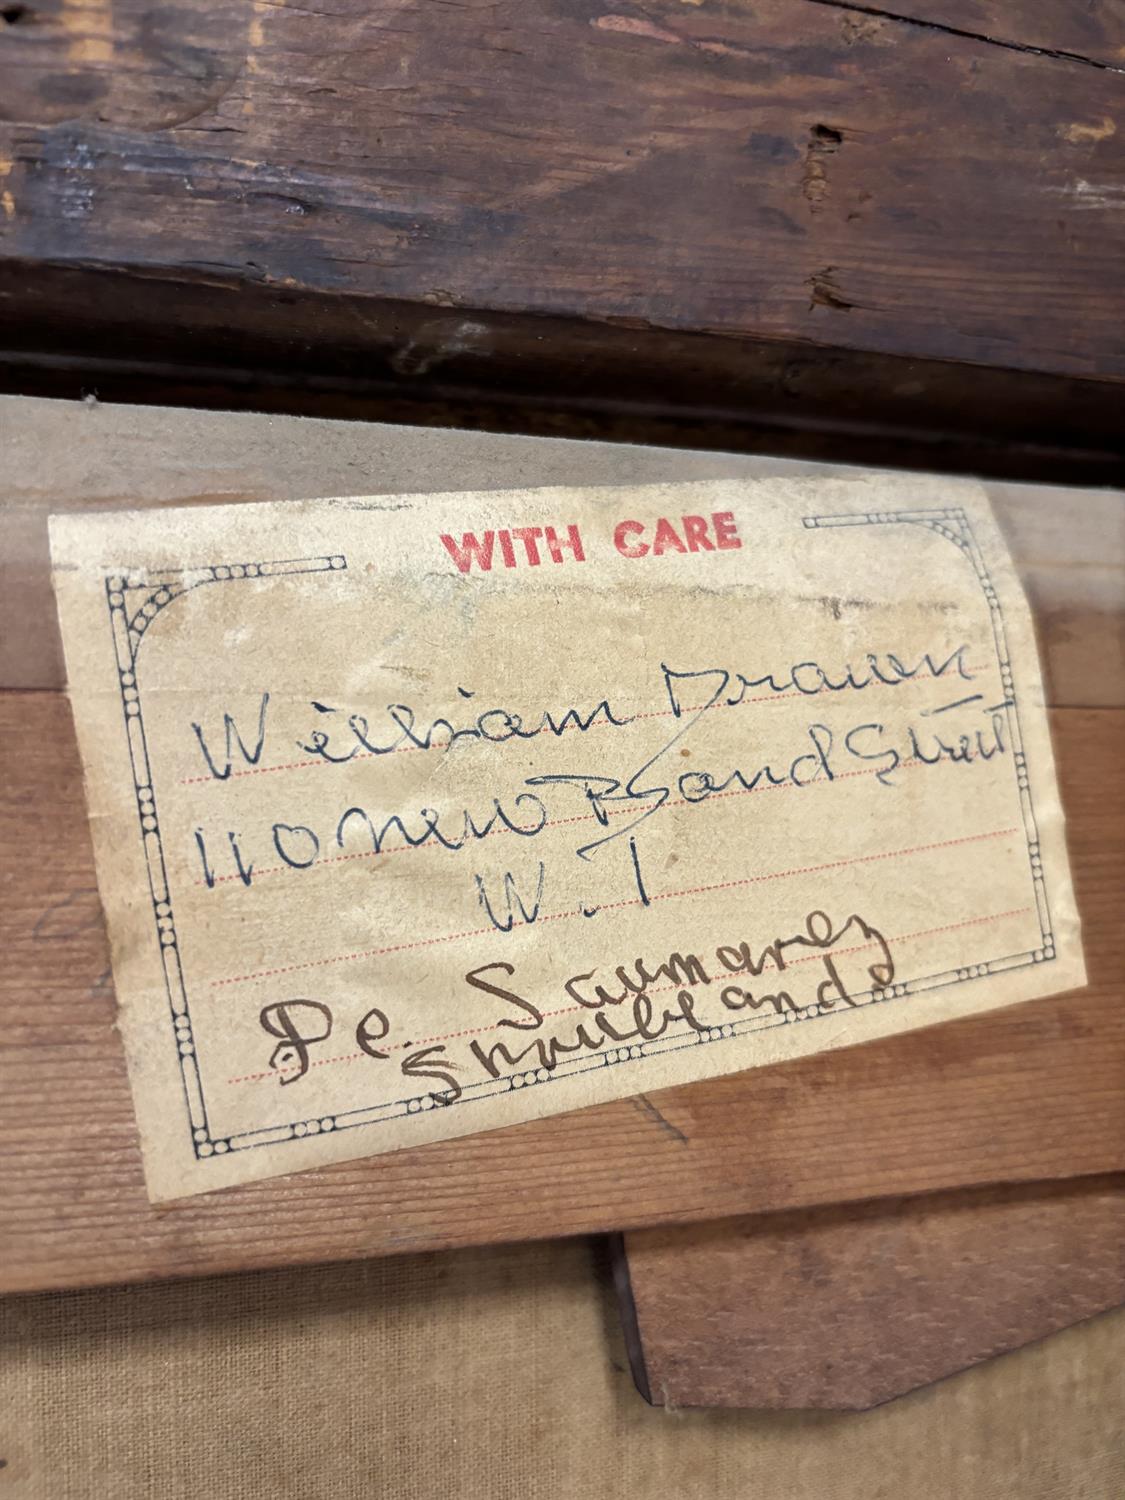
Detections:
[49, 475, 1085, 1201]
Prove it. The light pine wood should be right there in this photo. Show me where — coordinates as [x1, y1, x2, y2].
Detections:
[1, 397, 1121, 1293]
[1, 693, 1121, 1292]
[3, 398, 1123, 702]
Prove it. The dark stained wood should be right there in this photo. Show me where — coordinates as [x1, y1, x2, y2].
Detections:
[822, 0, 1125, 70]
[616, 1175, 1125, 1410]
[3, 276, 1123, 488]
[1, 3, 1124, 476]
[1, 693, 1122, 1293]
[820, 0, 1125, 70]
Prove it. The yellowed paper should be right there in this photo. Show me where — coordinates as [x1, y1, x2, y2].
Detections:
[49, 475, 1085, 1201]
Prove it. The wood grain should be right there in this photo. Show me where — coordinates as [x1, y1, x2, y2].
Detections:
[833, 0, 1125, 69]
[2, 693, 1122, 1293]
[616, 1175, 1125, 1410]
[1, 3, 1124, 473]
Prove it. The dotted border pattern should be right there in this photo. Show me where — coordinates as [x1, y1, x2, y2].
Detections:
[106, 554, 348, 1156]
[107, 508, 1053, 1163]
[802, 506, 1051, 948]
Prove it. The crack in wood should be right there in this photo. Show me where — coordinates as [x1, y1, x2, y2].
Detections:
[807, 265, 856, 311]
[802, 0, 1125, 75]
[802, 122, 844, 212]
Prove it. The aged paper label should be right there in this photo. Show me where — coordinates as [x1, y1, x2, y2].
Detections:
[50, 475, 1085, 1201]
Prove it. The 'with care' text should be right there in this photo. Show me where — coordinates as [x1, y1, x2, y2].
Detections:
[439, 511, 742, 573]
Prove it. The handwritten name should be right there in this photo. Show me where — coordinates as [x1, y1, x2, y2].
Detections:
[255, 907, 894, 1104]
[296, 691, 631, 765]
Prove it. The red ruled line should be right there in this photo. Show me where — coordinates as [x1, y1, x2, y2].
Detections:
[180, 668, 990, 787]
[225, 903, 1031, 1085]
[209, 825, 1018, 990]
[195, 757, 932, 889]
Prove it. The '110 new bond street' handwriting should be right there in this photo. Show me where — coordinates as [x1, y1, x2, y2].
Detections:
[49, 477, 1084, 1198]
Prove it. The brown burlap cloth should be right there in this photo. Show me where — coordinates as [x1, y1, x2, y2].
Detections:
[1, 1239, 1122, 1499]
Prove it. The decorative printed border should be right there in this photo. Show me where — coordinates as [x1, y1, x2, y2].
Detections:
[108, 508, 1052, 1163]
[106, 554, 348, 1157]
